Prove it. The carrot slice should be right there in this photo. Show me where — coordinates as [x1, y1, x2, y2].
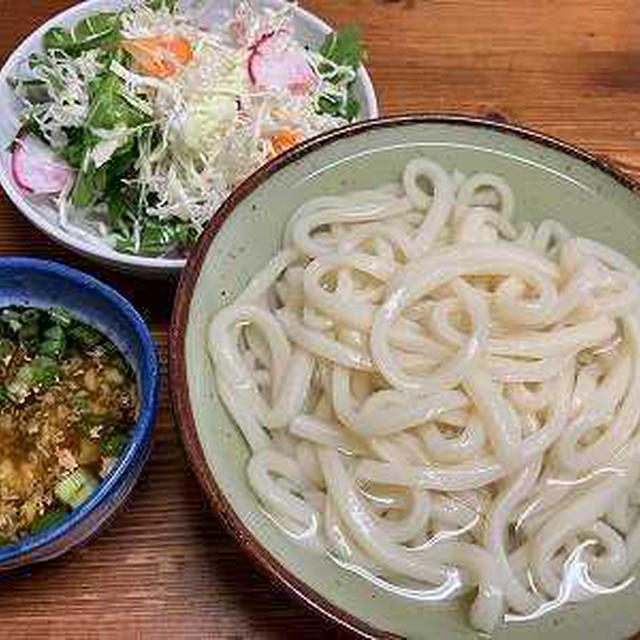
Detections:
[270, 130, 304, 157]
[122, 35, 193, 79]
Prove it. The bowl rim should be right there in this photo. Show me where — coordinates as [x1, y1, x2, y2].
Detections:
[0, 0, 379, 275]
[168, 113, 640, 639]
[0, 257, 160, 567]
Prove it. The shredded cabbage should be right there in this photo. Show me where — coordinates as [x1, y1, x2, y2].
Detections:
[14, 49, 103, 150]
[10, 1, 365, 257]
[116, 1, 349, 227]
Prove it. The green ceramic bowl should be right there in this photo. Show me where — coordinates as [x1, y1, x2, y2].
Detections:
[170, 115, 640, 640]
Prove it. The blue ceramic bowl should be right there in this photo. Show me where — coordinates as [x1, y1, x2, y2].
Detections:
[0, 258, 159, 572]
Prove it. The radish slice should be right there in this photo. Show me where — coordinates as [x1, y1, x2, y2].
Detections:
[12, 136, 74, 195]
[249, 31, 317, 95]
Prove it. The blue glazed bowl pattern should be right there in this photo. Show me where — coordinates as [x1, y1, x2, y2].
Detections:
[0, 258, 159, 571]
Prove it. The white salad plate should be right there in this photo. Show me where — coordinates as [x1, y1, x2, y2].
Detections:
[0, 0, 378, 276]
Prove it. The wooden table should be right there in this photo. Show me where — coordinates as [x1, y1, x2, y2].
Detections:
[2, 1, 640, 638]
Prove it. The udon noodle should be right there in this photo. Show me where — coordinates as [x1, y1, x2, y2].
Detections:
[208, 158, 640, 632]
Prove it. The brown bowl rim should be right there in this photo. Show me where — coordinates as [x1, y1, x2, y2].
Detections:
[168, 113, 640, 639]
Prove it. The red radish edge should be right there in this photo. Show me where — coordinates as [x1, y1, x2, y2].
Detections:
[11, 140, 34, 193]
[11, 136, 73, 195]
[248, 30, 316, 93]
[247, 30, 277, 85]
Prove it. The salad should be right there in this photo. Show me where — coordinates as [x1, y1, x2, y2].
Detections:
[8, 0, 366, 257]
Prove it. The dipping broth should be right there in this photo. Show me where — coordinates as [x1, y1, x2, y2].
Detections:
[0, 306, 137, 543]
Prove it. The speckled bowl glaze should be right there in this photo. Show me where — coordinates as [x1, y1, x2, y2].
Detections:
[0, 0, 378, 277]
[0, 258, 159, 572]
[170, 115, 640, 639]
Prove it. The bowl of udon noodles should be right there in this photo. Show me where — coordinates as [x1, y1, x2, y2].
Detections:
[170, 114, 640, 639]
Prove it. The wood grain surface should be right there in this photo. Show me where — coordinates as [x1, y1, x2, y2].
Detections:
[1, 1, 640, 638]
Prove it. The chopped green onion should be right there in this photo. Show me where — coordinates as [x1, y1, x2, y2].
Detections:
[76, 411, 120, 437]
[39, 325, 66, 358]
[18, 322, 41, 351]
[1, 308, 24, 332]
[54, 468, 98, 509]
[0, 385, 9, 408]
[69, 323, 103, 348]
[112, 354, 131, 376]
[92, 342, 131, 376]
[7, 356, 60, 403]
[91, 339, 119, 360]
[100, 432, 129, 458]
[71, 391, 90, 411]
[0, 339, 14, 362]
[48, 307, 73, 327]
[29, 507, 69, 534]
